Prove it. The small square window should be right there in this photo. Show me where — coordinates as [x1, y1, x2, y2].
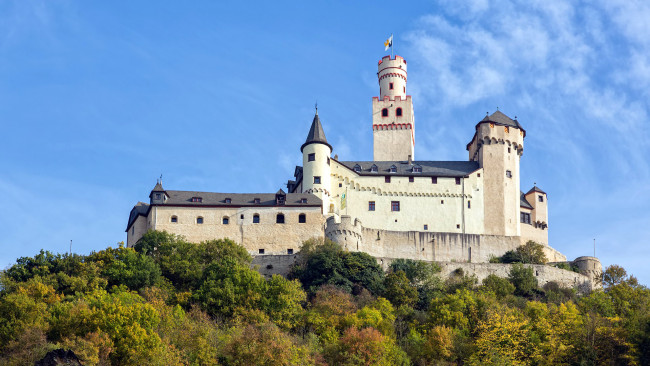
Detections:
[385, 176, 391, 183]
[197, 217, 204, 224]
[457, 224, 461, 229]
[455, 177, 461, 185]
[538, 195, 544, 202]
[155, 193, 161, 199]
[258, 249, 265, 254]
[298, 214, 306, 223]
[477, 173, 481, 178]
[287, 249, 294, 255]
[308, 153, 315, 162]
[314, 176, 321, 184]
[391, 201, 400, 212]
[506, 170, 512, 178]
[300, 198, 307, 203]
[431, 177, 437, 184]
[409, 176, 414, 183]
[368, 201, 375, 211]
[339, 183, 342, 187]
[424, 224, 428, 230]
[222, 217, 229, 224]
[253, 215, 260, 223]
[171, 216, 178, 223]
[225, 198, 232, 203]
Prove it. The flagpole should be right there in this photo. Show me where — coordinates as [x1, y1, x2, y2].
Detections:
[391, 33, 394, 58]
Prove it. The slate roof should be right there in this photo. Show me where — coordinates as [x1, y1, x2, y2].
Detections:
[520, 191, 534, 209]
[301, 112, 332, 152]
[480, 110, 524, 130]
[159, 190, 321, 207]
[338, 160, 480, 177]
[126, 202, 151, 231]
[525, 186, 547, 195]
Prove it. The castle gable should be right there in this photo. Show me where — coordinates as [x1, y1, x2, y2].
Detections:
[338, 160, 479, 177]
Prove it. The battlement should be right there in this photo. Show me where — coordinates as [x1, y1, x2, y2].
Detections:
[378, 55, 406, 66]
[372, 95, 412, 102]
[325, 215, 364, 250]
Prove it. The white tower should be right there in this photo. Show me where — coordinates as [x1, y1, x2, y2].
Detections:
[372, 55, 415, 161]
[301, 110, 332, 214]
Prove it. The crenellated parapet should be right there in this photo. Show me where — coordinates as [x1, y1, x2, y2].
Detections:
[325, 215, 364, 250]
[572, 256, 603, 287]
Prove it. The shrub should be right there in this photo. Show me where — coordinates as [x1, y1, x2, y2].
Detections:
[508, 263, 538, 297]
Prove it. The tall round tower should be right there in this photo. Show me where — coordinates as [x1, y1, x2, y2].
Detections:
[301, 110, 332, 214]
[372, 55, 415, 161]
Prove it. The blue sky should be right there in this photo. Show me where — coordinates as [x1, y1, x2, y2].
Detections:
[1, 1, 649, 284]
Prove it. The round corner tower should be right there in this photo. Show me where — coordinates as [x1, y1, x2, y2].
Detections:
[301, 111, 332, 214]
[373, 55, 415, 161]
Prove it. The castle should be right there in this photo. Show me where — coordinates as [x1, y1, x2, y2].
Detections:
[126, 54, 600, 286]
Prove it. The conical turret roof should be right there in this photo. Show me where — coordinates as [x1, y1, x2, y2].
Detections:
[300, 112, 332, 152]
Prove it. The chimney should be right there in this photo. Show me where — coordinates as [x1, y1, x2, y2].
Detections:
[407, 155, 412, 165]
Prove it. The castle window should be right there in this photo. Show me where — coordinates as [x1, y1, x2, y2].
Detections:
[457, 224, 461, 229]
[382, 108, 388, 117]
[259, 249, 265, 254]
[390, 165, 397, 173]
[224, 198, 232, 203]
[287, 249, 294, 254]
[391, 201, 400, 211]
[339, 183, 343, 187]
[389, 82, 394, 90]
[477, 173, 481, 178]
[396, 108, 402, 117]
[520, 212, 531, 224]
[424, 224, 428, 230]
[403, 86, 405, 93]
[171, 216, 178, 223]
[222, 217, 229, 224]
[254, 198, 261, 204]
[455, 177, 461, 185]
[385, 176, 391, 183]
[253, 214, 260, 223]
[413, 165, 422, 173]
[240, 214, 244, 219]
[155, 193, 161, 199]
[468, 201, 471, 209]
[327, 157, 330, 165]
[308, 153, 315, 162]
[276, 213, 285, 224]
[508, 147, 511, 153]
[431, 177, 438, 184]
[353, 164, 362, 172]
[409, 176, 414, 182]
[314, 176, 321, 184]
[369, 201, 375, 211]
[300, 198, 307, 203]
[441, 200, 444, 204]
[191, 197, 202, 203]
[298, 214, 306, 223]
[197, 217, 204, 224]
[506, 170, 512, 178]
[505, 126, 509, 133]
[371, 164, 378, 173]
[538, 195, 544, 202]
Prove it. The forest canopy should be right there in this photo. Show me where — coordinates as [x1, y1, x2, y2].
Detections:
[1, 230, 648, 365]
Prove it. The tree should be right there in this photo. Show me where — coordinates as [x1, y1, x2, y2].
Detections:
[499, 241, 547, 264]
[86, 245, 161, 291]
[325, 327, 409, 366]
[481, 274, 515, 298]
[508, 263, 538, 297]
[389, 259, 443, 310]
[382, 271, 417, 308]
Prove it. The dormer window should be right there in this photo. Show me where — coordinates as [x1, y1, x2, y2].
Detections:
[371, 164, 378, 173]
[300, 198, 308, 204]
[390, 165, 397, 173]
[155, 193, 161, 199]
[538, 195, 544, 202]
[396, 108, 403, 117]
[224, 198, 232, 204]
[413, 165, 422, 173]
[191, 197, 202, 203]
[254, 198, 261, 204]
[382, 108, 388, 117]
[353, 164, 362, 173]
[275, 191, 286, 205]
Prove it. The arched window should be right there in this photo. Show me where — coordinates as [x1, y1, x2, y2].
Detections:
[222, 216, 229, 225]
[196, 216, 204, 224]
[298, 213, 306, 223]
[353, 164, 361, 173]
[396, 108, 402, 117]
[253, 214, 260, 223]
[171, 215, 178, 223]
[370, 164, 378, 173]
[390, 165, 397, 173]
[382, 108, 388, 117]
[276, 213, 285, 224]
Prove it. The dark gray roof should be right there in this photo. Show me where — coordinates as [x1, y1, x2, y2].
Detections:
[480, 110, 524, 130]
[520, 191, 533, 209]
[159, 190, 321, 207]
[300, 112, 332, 152]
[152, 182, 165, 191]
[525, 186, 547, 195]
[126, 202, 150, 231]
[339, 160, 479, 177]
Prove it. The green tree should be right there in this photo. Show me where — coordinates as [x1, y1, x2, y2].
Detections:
[389, 259, 443, 310]
[481, 274, 515, 299]
[383, 271, 417, 308]
[508, 263, 538, 297]
[86, 245, 161, 291]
